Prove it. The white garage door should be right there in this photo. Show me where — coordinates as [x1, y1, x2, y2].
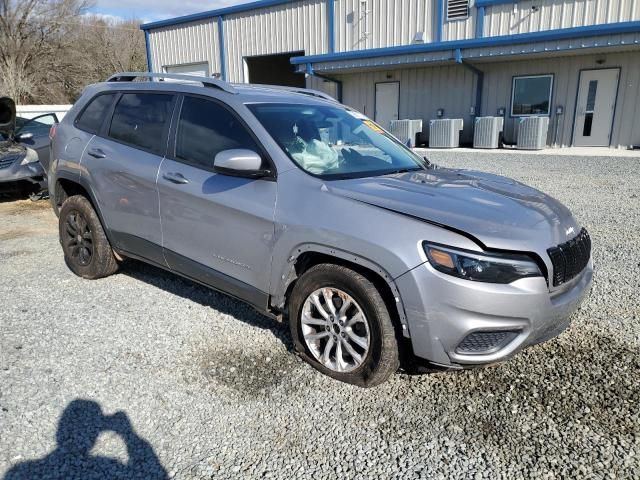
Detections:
[164, 63, 209, 78]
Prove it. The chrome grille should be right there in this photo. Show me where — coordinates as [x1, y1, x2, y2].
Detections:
[547, 228, 591, 287]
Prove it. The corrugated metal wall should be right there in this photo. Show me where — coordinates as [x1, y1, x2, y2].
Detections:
[334, 0, 439, 51]
[224, 0, 327, 82]
[144, 1, 640, 148]
[336, 50, 640, 148]
[148, 19, 221, 74]
[338, 65, 477, 142]
[147, 0, 640, 76]
[305, 75, 340, 98]
[442, 16, 475, 41]
[485, 0, 640, 37]
[480, 50, 640, 148]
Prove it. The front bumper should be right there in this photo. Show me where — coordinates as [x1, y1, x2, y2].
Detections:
[395, 258, 593, 367]
[0, 158, 46, 190]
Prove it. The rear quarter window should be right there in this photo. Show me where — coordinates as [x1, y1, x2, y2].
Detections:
[108, 93, 174, 155]
[75, 93, 116, 134]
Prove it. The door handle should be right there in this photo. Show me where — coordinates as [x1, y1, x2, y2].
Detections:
[87, 148, 106, 159]
[162, 172, 189, 184]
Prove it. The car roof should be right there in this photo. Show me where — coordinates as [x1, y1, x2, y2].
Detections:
[94, 72, 338, 107]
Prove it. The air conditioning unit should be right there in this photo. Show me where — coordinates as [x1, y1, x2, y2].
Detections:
[429, 119, 463, 148]
[473, 116, 504, 149]
[389, 119, 423, 147]
[517, 116, 549, 150]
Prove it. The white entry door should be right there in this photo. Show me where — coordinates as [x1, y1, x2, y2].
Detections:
[375, 82, 399, 129]
[573, 68, 619, 147]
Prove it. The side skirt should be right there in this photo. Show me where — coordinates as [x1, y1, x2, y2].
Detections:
[112, 232, 273, 318]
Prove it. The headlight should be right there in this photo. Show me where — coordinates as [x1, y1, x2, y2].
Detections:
[19, 148, 39, 166]
[423, 243, 542, 284]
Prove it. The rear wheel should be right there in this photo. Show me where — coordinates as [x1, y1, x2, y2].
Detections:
[288, 264, 400, 387]
[58, 195, 118, 279]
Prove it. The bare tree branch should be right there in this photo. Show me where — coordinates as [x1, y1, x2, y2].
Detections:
[0, 0, 145, 103]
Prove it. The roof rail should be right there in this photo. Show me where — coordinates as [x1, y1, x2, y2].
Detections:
[106, 72, 238, 94]
[233, 83, 337, 102]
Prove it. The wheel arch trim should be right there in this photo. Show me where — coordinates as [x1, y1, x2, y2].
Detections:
[54, 172, 116, 248]
[273, 243, 411, 337]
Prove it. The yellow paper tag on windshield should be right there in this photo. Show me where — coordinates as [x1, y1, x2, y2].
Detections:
[363, 120, 385, 134]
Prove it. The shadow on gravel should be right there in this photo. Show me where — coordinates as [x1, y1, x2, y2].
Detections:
[3, 399, 167, 480]
[121, 260, 303, 398]
[120, 259, 293, 350]
[0, 192, 27, 203]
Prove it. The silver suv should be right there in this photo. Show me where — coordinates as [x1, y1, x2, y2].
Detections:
[48, 73, 593, 386]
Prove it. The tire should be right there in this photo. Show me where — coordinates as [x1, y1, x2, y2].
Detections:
[58, 195, 118, 279]
[288, 264, 400, 387]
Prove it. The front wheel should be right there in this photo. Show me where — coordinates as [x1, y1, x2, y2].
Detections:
[288, 264, 400, 387]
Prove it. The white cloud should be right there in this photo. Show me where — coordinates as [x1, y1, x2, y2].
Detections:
[91, 0, 238, 22]
[82, 12, 127, 23]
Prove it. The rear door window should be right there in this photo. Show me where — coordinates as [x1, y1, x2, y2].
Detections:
[75, 94, 116, 134]
[108, 93, 174, 155]
[175, 96, 261, 169]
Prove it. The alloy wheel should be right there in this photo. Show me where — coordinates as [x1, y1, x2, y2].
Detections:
[64, 210, 94, 266]
[301, 287, 371, 373]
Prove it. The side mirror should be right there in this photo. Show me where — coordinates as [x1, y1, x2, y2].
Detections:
[213, 149, 271, 178]
[16, 132, 34, 141]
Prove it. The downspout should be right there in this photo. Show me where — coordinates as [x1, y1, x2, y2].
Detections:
[144, 30, 153, 72]
[305, 63, 343, 103]
[328, 0, 336, 53]
[436, 0, 445, 42]
[217, 16, 227, 81]
[455, 48, 483, 117]
[476, 6, 485, 38]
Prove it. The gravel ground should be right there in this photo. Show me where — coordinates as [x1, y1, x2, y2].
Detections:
[1, 153, 639, 479]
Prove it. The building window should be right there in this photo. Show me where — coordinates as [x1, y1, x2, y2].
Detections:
[511, 75, 554, 117]
[447, 0, 469, 20]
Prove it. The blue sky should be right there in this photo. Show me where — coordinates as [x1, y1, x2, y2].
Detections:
[87, 0, 240, 24]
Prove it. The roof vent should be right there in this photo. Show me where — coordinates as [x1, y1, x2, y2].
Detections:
[447, 0, 469, 20]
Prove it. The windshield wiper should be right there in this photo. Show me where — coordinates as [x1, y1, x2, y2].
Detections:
[422, 156, 437, 169]
[380, 167, 423, 176]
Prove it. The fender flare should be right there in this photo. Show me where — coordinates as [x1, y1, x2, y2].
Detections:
[273, 243, 411, 337]
[54, 171, 116, 247]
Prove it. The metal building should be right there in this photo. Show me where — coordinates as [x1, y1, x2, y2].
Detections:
[141, 0, 640, 149]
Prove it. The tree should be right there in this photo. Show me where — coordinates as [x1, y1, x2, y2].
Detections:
[0, 0, 90, 102]
[68, 16, 147, 98]
[0, 0, 147, 104]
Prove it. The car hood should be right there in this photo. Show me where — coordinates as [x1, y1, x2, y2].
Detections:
[0, 139, 26, 157]
[0, 97, 16, 139]
[328, 168, 580, 252]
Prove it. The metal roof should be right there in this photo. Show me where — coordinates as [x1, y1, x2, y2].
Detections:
[290, 21, 640, 65]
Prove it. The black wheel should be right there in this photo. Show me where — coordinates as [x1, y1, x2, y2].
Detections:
[288, 264, 400, 387]
[59, 195, 118, 279]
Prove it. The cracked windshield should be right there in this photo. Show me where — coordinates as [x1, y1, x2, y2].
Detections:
[248, 103, 427, 179]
